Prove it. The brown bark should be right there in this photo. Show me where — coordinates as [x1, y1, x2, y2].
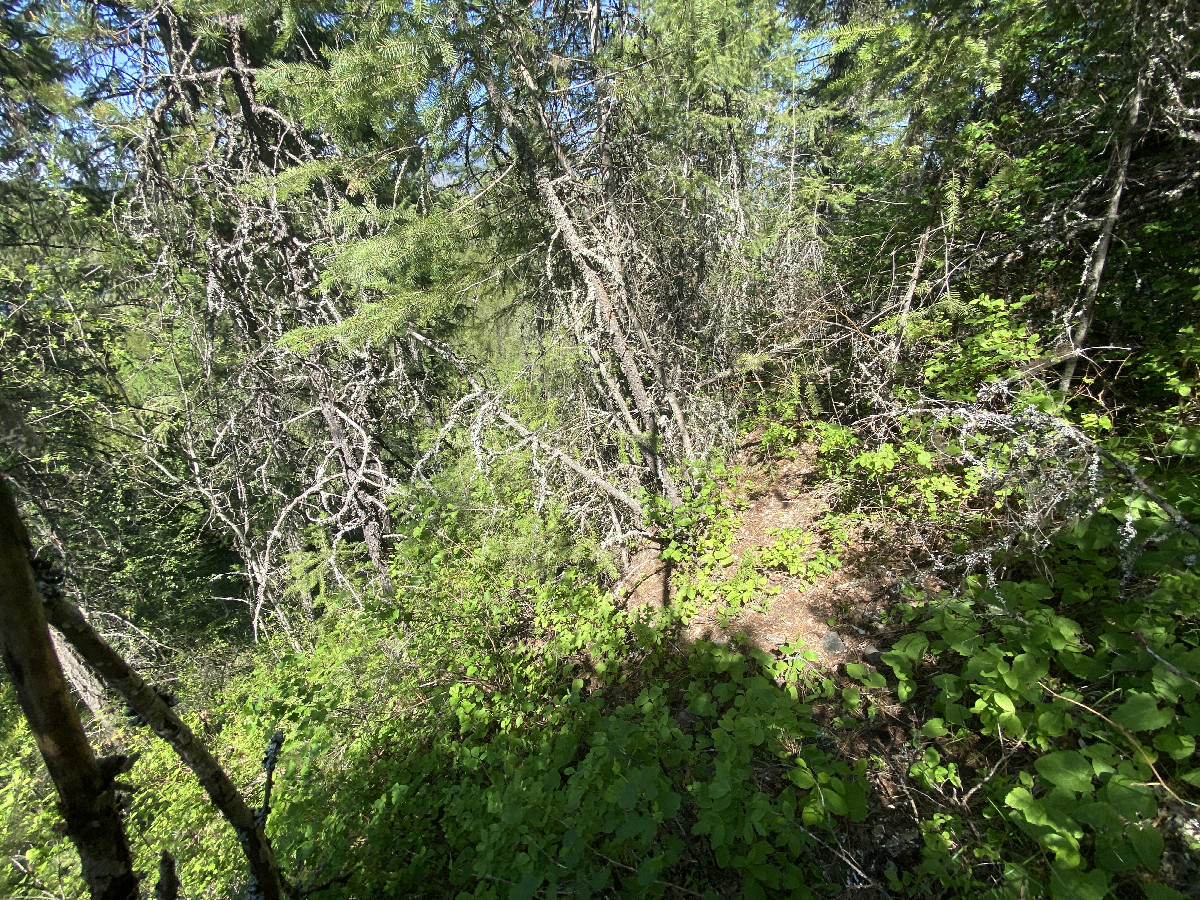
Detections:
[41, 594, 288, 900]
[0, 477, 139, 900]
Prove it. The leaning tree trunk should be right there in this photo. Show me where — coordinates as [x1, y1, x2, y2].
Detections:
[476, 54, 684, 508]
[0, 477, 139, 900]
[42, 593, 289, 900]
[1059, 72, 1145, 394]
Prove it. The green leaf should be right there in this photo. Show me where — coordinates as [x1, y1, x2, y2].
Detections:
[635, 858, 658, 888]
[512, 873, 541, 900]
[845, 780, 868, 822]
[1005, 787, 1045, 823]
[1104, 779, 1156, 820]
[892, 633, 929, 660]
[1144, 884, 1188, 900]
[1035, 751, 1094, 794]
[1152, 731, 1195, 761]
[1128, 823, 1164, 871]
[1072, 800, 1122, 830]
[1094, 833, 1140, 874]
[821, 787, 848, 817]
[993, 691, 1017, 714]
[1110, 694, 1173, 732]
[919, 718, 949, 738]
[742, 875, 767, 900]
[618, 779, 639, 810]
[789, 766, 815, 789]
[1049, 864, 1107, 900]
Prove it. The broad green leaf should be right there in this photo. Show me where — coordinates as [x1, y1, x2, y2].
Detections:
[742, 874, 767, 900]
[1050, 864, 1107, 900]
[845, 780, 868, 822]
[1071, 801, 1121, 830]
[1104, 779, 1157, 820]
[1128, 823, 1164, 870]
[1035, 751, 1094, 794]
[993, 691, 1017, 714]
[919, 718, 949, 738]
[1144, 884, 1189, 900]
[512, 872, 541, 900]
[1094, 835, 1139, 874]
[1111, 694, 1174, 732]
[1005, 787, 1046, 824]
[821, 787, 848, 817]
[789, 766, 815, 789]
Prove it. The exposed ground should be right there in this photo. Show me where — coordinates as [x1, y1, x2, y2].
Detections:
[612, 445, 1200, 898]
[616, 441, 916, 669]
[614, 440, 947, 892]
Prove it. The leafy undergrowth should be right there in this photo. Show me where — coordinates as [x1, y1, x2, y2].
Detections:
[3, 449, 1200, 899]
[872, 513, 1200, 898]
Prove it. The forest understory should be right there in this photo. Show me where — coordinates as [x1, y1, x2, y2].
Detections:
[2, 0, 1199, 898]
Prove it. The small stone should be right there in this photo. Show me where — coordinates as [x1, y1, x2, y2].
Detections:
[674, 709, 700, 733]
[820, 631, 847, 656]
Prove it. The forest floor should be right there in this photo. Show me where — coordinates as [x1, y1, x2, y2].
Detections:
[614, 441, 953, 894]
[616, 440, 933, 668]
[614, 445, 1199, 897]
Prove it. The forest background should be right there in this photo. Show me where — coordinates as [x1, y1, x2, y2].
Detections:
[1, 0, 1199, 897]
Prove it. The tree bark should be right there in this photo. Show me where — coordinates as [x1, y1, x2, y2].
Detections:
[1059, 73, 1145, 394]
[534, 173, 682, 505]
[472, 42, 683, 507]
[891, 221, 934, 368]
[41, 593, 288, 900]
[307, 365, 395, 595]
[50, 628, 108, 717]
[0, 477, 139, 900]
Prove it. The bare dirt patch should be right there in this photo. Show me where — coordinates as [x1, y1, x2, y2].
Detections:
[616, 444, 903, 666]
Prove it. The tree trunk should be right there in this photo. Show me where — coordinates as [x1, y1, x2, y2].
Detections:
[534, 174, 682, 506]
[307, 365, 395, 595]
[41, 594, 289, 900]
[473, 42, 683, 508]
[1059, 73, 1145, 394]
[0, 477, 139, 900]
[50, 628, 108, 717]
[891, 222, 934, 369]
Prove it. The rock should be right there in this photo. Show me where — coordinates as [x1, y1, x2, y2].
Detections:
[674, 709, 700, 733]
[820, 631, 847, 656]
